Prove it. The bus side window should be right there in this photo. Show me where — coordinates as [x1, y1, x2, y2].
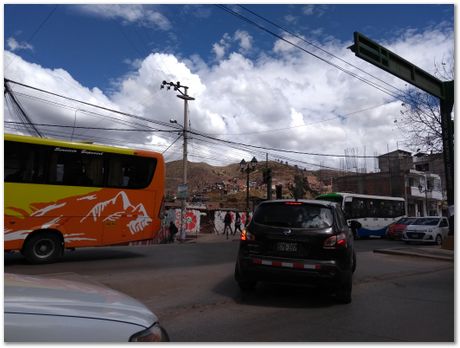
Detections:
[5, 141, 27, 182]
[48, 149, 102, 187]
[5, 141, 46, 183]
[343, 201, 353, 219]
[106, 154, 156, 189]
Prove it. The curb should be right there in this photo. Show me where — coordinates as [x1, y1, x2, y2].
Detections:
[373, 248, 454, 262]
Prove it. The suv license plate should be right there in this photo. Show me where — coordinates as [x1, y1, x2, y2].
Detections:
[277, 242, 298, 252]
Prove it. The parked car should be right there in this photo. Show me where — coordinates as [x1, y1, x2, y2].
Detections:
[386, 217, 418, 240]
[401, 216, 449, 245]
[234, 199, 356, 304]
[4, 273, 170, 342]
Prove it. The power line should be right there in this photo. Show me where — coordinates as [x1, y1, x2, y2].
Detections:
[4, 78, 175, 129]
[190, 129, 378, 159]
[4, 83, 42, 137]
[215, 5, 402, 100]
[205, 102, 391, 136]
[5, 5, 58, 72]
[5, 78, 405, 162]
[215, 5, 438, 131]
[4, 121, 179, 133]
[237, 5, 406, 96]
[162, 134, 182, 154]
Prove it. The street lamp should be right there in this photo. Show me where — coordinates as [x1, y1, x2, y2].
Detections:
[161, 80, 195, 242]
[240, 157, 258, 214]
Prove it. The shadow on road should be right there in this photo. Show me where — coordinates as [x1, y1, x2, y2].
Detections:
[213, 273, 337, 309]
[4, 248, 145, 266]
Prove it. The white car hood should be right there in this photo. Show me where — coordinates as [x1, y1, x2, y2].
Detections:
[4, 273, 157, 328]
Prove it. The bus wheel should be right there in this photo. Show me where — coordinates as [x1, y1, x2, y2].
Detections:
[23, 231, 63, 264]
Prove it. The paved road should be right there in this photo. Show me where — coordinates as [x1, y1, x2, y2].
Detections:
[5, 238, 454, 342]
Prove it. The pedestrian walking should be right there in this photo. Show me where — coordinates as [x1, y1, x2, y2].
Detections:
[233, 212, 242, 235]
[223, 211, 233, 239]
[169, 221, 178, 243]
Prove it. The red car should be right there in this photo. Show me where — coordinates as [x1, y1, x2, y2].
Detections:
[387, 217, 417, 240]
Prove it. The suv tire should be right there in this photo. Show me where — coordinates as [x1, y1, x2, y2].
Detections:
[335, 270, 352, 304]
[235, 264, 257, 292]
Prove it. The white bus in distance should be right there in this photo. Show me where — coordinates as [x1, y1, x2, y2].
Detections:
[316, 192, 406, 239]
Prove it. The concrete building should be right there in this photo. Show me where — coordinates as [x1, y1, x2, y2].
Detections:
[333, 151, 445, 217]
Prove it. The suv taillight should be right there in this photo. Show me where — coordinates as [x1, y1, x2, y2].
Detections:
[240, 228, 255, 241]
[323, 233, 347, 249]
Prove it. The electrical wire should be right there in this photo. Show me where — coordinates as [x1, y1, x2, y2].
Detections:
[5, 5, 58, 72]
[203, 102, 391, 136]
[215, 5, 440, 123]
[4, 121, 181, 133]
[237, 5, 407, 96]
[215, 5, 402, 100]
[5, 78, 407, 164]
[4, 78, 176, 129]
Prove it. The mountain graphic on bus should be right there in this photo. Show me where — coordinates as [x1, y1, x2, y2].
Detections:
[5, 189, 154, 247]
[81, 191, 152, 234]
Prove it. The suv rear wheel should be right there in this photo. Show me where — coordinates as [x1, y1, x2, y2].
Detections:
[235, 264, 257, 292]
[335, 270, 352, 304]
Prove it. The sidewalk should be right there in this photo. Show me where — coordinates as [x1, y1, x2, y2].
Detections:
[374, 246, 454, 262]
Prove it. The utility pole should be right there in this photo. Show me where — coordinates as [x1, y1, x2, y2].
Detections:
[161, 80, 195, 241]
[265, 153, 272, 200]
[240, 157, 258, 216]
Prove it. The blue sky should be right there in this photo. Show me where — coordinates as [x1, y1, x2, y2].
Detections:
[3, 4, 455, 168]
[5, 4, 453, 92]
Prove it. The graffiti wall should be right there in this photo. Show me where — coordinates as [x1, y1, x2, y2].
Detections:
[165, 209, 201, 235]
[163, 209, 252, 236]
[214, 211, 251, 234]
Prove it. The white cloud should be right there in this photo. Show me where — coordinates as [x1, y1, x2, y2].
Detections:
[234, 30, 253, 52]
[302, 5, 328, 17]
[7, 37, 33, 52]
[77, 5, 171, 30]
[212, 43, 226, 61]
[212, 31, 253, 60]
[211, 33, 231, 61]
[303, 5, 315, 16]
[4, 26, 454, 169]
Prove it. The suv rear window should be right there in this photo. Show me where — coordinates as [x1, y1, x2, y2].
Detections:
[253, 202, 334, 228]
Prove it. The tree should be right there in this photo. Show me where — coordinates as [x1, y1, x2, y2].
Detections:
[395, 54, 454, 153]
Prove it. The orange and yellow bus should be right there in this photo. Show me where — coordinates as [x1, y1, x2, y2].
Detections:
[5, 133, 165, 263]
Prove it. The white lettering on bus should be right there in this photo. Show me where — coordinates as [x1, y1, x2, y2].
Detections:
[54, 147, 77, 153]
[81, 150, 103, 156]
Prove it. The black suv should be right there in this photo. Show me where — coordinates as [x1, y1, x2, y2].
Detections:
[234, 199, 356, 303]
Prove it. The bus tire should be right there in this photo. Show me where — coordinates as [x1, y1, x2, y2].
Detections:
[22, 231, 64, 264]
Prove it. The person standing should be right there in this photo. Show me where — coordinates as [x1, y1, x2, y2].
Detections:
[223, 211, 233, 239]
[169, 221, 178, 243]
[233, 212, 242, 235]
